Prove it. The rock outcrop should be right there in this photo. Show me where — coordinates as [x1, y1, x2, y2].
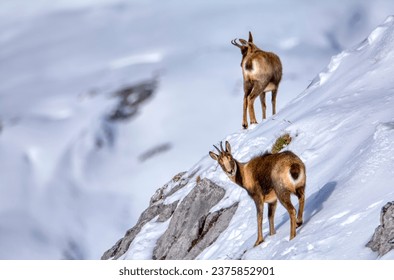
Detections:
[101, 172, 187, 260]
[108, 79, 157, 122]
[366, 201, 394, 256]
[153, 179, 238, 260]
[101, 172, 238, 260]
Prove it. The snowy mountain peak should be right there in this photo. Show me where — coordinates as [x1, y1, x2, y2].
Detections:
[104, 16, 394, 260]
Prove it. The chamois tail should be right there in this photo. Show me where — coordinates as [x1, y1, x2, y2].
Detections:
[290, 163, 301, 180]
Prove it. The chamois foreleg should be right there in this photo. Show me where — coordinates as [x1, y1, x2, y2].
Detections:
[254, 200, 264, 246]
[268, 201, 277, 236]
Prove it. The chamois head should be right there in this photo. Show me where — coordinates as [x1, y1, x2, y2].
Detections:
[231, 31, 257, 62]
[209, 141, 237, 177]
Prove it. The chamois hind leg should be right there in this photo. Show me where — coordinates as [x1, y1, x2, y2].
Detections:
[242, 95, 248, 129]
[277, 191, 297, 240]
[259, 92, 267, 120]
[268, 201, 277, 235]
[247, 84, 261, 125]
[242, 81, 253, 129]
[295, 185, 305, 228]
[248, 80, 269, 124]
[254, 200, 264, 246]
[271, 89, 278, 116]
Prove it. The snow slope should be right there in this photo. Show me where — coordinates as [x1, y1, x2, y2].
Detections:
[1, 0, 394, 259]
[121, 16, 394, 260]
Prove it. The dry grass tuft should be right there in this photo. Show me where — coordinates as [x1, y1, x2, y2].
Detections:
[271, 133, 292, 154]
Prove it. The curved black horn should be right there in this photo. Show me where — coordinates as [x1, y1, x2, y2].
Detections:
[220, 141, 224, 152]
[231, 39, 242, 48]
[213, 145, 221, 154]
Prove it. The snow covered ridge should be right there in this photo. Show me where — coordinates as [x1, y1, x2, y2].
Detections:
[103, 17, 394, 260]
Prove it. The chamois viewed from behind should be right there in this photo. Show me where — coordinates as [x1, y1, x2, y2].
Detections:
[209, 141, 306, 246]
[232, 32, 282, 129]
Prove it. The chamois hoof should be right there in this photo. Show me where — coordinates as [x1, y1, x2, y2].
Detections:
[242, 123, 248, 129]
[296, 220, 303, 228]
[254, 239, 264, 247]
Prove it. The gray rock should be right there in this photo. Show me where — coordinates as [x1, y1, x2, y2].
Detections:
[102, 174, 239, 260]
[366, 201, 394, 256]
[101, 172, 187, 260]
[185, 202, 238, 260]
[139, 143, 172, 162]
[101, 200, 179, 260]
[150, 171, 188, 205]
[152, 178, 238, 260]
[107, 79, 157, 122]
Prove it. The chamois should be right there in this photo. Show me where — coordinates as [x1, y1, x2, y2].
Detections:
[209, 141, 306, 246]
[231, 32, 282, 129]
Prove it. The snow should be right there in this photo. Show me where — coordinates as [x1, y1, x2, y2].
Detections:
[109, 52, 163, 69]
[1, 0, 394, 259]
[123, 15, 394, 260]
[120, 217, 170, 260]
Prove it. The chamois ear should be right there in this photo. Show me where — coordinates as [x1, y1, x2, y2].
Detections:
[225, 141, 232, 153]
[248, 31, 253, 43]
[209, 151, 219, 161]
